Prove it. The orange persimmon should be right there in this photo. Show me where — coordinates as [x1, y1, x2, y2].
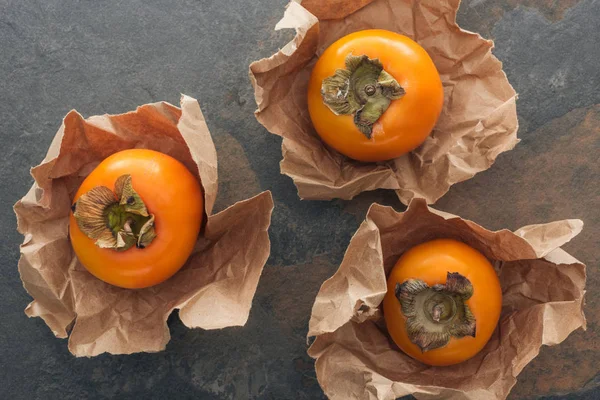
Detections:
[383, 239, 502, 366]
[307, 29, 444, 162]
[69, 149, 203, 289]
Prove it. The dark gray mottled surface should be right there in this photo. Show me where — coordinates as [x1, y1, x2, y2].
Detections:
[1, 0, 598, 399]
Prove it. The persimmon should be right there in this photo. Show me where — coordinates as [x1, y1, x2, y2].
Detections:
[69, 149, 204, 289]
[383, 239, 502, 366]
[307, 29, 443, 162]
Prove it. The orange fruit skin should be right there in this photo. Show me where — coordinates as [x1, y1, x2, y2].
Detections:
[69, 149, 204, 289]
[383, 239, 502, 366]
[308, 29, 444, 162]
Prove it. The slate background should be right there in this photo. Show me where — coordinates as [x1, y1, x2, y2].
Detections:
[1, 0, 598, 399]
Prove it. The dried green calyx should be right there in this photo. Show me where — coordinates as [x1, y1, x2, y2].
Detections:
[395, 272, 476, 352]
[321, 54, 405, 138]
[72, 174, 157, 251]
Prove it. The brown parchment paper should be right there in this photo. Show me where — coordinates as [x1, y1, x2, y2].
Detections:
[14, 95, 274, 357]
[250, 0, 519, 203]
[308, 199, 586, 400]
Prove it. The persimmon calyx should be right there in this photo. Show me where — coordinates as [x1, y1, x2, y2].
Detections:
[321, 54, 405, 139]
[72, 174, 156, 251]
[395, 272, 476, 352]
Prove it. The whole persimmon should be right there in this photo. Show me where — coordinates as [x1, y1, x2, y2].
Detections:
[69, 149, 203, 289]
[308, 29, 444, 162]
[383, 239, 502, 366]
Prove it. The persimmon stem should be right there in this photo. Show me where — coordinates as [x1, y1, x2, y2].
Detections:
[432, 304, 443, 322]
[72, 174, 157, 251]
[321, 53, 405, 139]
[395, 272, 476, 352]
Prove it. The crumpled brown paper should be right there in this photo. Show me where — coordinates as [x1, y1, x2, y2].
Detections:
[14, 95, 274, 357]
[308, 199, 586, 400]
[250, 0, 518, 203]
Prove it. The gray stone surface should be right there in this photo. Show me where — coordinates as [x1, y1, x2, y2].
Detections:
[0, 0, 598, 399]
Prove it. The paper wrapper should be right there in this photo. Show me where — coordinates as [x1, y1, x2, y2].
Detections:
[308, 199, 586, 400]
[250, 0, 519, 203]
[14, 95, 274, 357]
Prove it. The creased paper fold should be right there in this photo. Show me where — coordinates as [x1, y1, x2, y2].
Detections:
[15, 95, 274, 357]
[308, 199, 585, 400]
[250, 0, 518, 203]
